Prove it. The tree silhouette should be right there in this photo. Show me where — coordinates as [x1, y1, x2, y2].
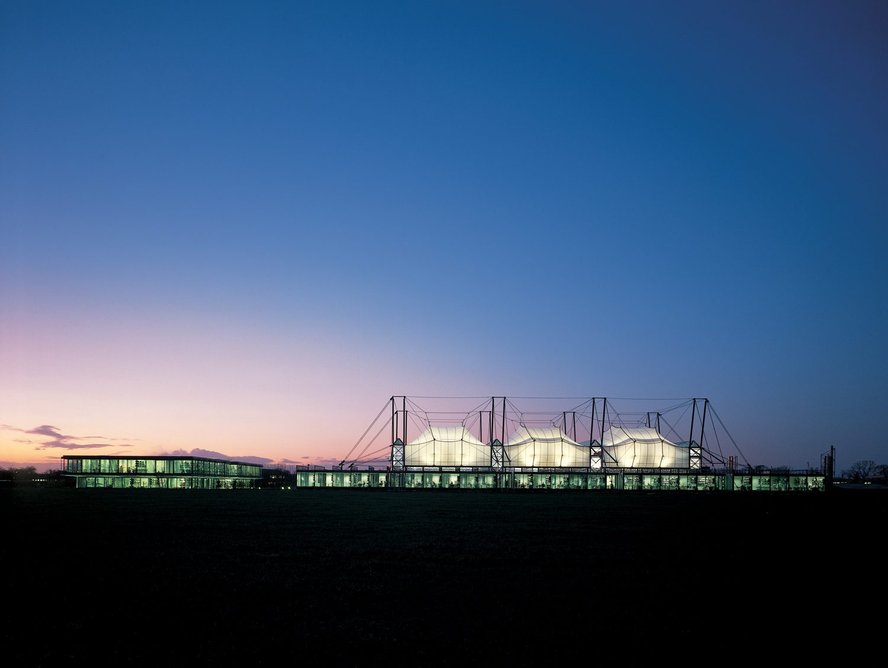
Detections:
[844, 460, 879, 481]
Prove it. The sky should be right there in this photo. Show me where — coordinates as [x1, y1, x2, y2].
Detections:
[1, 0, 886, 474]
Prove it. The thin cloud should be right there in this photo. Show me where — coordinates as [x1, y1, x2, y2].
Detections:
[1, 423, 137, 451]
[26, 425, 67, 439]
[295, 455, 340, 467]
[41, 441, 127, 451]
[164, 448, 274, 466]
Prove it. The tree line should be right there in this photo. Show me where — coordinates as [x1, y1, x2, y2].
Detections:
[842, 460, 888, 484]
[0, 467, 70, 487]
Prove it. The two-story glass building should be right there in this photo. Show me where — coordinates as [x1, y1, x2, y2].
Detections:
[61, 455, 262, 489]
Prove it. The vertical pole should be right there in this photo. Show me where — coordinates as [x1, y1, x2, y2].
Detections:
[601, 398, 608, 471]
[390, 396, 407, 442]
[589, 398, 598, 470]
[391, 396, 396, 445]
[489, 397, 507, 474]
[390, 396, 407, 478]
[699, 399, 709, 455]
[602, 398, 608, 435]
[391, 395, 407, 443]
[562, 412, 577, 441]
[590, 399, 598, 443]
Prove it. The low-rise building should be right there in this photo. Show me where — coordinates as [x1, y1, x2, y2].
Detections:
[61, 455, 262, 489]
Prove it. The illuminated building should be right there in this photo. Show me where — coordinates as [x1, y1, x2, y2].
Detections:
[296, 396, 830, 491]
[61, 455, 262, 489]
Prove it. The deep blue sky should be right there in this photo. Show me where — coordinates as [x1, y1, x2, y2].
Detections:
[2, 0, 886, 472]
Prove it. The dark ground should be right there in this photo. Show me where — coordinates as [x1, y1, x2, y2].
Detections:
[2, 486, 885, 666]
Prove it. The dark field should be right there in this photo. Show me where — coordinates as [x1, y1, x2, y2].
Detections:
[3, 487, 886, 666]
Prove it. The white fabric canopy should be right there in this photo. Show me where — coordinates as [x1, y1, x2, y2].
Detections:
[505, 425, 589, 467]
[601, 426, 689, 468]
[404, 425, 490, 467]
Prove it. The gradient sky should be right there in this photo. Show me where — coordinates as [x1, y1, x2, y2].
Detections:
[2, 0, 886, 473]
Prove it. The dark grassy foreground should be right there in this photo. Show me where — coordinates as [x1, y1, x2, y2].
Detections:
[3, 487, 886, 666]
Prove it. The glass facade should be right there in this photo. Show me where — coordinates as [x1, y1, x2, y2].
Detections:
[290, 469, 826, 491]
[62, 456, 262, 489]
[61, 456, 825, 492]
